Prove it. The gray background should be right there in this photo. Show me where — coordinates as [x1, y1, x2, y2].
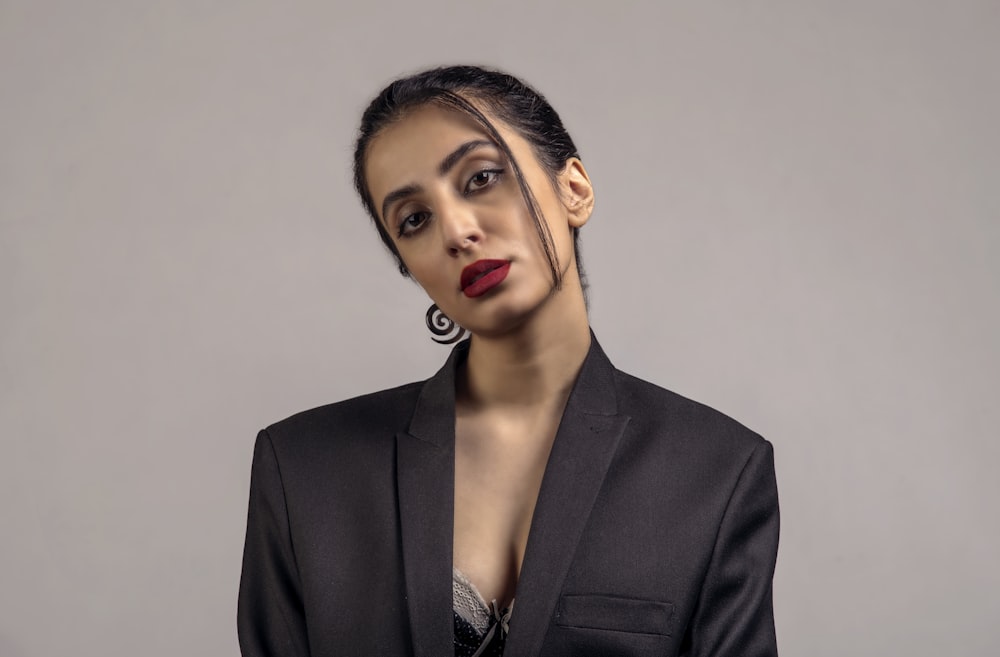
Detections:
[2, 1, 998, 655]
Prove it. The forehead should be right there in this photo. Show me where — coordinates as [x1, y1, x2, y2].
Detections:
[366, 105, 482, 180]
[371, 104, 488, 163]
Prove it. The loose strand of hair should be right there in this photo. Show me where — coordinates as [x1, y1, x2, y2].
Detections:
[433, 92, 563, 289]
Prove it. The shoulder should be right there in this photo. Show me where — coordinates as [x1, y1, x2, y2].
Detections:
[608, 368, 777, 539]
[612, 368, 770, 466]
[260, 380, 424, 457]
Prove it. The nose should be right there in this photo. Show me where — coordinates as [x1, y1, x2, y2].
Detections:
[438, 200, 483, 256]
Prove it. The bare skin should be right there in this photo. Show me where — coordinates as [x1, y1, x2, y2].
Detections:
[364, 103, 596, 608]
[453, 306, 591, 607]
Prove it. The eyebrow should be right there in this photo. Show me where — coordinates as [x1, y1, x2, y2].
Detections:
[379, 139, 496, 224]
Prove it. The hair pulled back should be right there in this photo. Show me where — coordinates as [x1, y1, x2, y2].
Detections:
[353, 65, 586, 292]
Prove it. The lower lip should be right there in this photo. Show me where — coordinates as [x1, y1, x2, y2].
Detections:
[462, 262, 511, 298]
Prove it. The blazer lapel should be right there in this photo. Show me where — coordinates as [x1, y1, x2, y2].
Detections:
[395, 341, 467, 657]
[395, 335, 630, 657]
[503, 336, 632, 657]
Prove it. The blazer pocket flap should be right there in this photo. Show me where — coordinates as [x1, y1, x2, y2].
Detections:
[554, 594, 675, 636]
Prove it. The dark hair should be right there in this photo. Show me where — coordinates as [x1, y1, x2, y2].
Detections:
[352, 65, 587, 295]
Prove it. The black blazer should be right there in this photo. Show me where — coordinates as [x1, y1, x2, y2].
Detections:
[238, 335, 779, 657]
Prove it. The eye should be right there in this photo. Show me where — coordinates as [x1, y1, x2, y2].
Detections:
[465, 168, 504, 194]
[397, 210, 430, 238]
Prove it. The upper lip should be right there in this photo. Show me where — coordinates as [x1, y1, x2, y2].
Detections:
[460, 259, 509, 290]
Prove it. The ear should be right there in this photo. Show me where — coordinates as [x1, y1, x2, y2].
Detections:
[558, 158, 595, 228]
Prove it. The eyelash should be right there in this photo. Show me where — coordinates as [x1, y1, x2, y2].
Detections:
[396, 167, 505, 238]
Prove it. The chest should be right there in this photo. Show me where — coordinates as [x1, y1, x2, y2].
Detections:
[452, 411, 561, 605]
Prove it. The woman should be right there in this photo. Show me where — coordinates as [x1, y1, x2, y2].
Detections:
[238, 66, 779, 657]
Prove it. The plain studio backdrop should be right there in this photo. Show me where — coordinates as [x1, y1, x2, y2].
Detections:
[2, 1, 998, 655]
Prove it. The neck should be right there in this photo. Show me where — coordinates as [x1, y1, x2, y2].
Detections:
[459, 280, 591, 410]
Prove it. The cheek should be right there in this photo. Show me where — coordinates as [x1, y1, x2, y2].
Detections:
[404, 252, 449, 289]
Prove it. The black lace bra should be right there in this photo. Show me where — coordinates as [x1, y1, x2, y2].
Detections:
[453, 567, 513, 657]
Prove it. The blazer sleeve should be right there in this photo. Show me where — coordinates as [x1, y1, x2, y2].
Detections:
[237, 429, 311, 657]
[684, 439, 780, 657]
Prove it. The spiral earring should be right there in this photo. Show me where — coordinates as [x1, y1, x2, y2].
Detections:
[425, 304, 467, 344]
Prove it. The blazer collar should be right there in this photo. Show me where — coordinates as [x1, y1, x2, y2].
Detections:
[406, 337, 469, 447]
[396, 332, 631, 657]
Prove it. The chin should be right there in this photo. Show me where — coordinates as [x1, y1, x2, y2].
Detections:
[460, 291, 552, 339]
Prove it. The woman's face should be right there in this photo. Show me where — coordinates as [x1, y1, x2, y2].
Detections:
[364, 103, 593, 338]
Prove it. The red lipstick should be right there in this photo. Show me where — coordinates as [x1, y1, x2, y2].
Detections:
[460, 259, 511, 298]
